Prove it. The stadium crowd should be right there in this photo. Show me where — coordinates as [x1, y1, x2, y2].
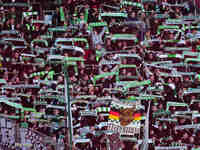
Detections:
[0, 0, 200, 150]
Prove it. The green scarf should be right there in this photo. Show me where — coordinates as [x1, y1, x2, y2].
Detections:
[60, 7, 65, 22]
[29, 71, 48, 78]
[45, 70, 55, 80]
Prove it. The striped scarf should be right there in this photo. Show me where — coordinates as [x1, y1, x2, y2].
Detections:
[29, 71, 48, 78]
[96, 107, 110, 113]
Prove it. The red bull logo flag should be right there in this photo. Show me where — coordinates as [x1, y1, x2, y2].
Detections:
[108, 100, 141, 135]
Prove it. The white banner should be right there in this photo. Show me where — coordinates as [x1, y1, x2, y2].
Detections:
[108, 100, 141, 135]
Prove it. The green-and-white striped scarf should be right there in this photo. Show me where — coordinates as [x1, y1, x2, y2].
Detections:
[96, 107, 110, 113]
[29, 71, 48, 78]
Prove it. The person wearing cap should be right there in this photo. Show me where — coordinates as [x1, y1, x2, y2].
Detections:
[78, 12, 88, 35]
[70, 13, 80, 26]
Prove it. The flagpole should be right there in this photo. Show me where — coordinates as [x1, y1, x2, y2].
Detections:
[106, 138, 110, 150]
[194, 0, 197, 16]
[63, 61, 73, 150]
[141, 100, 151, 150]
